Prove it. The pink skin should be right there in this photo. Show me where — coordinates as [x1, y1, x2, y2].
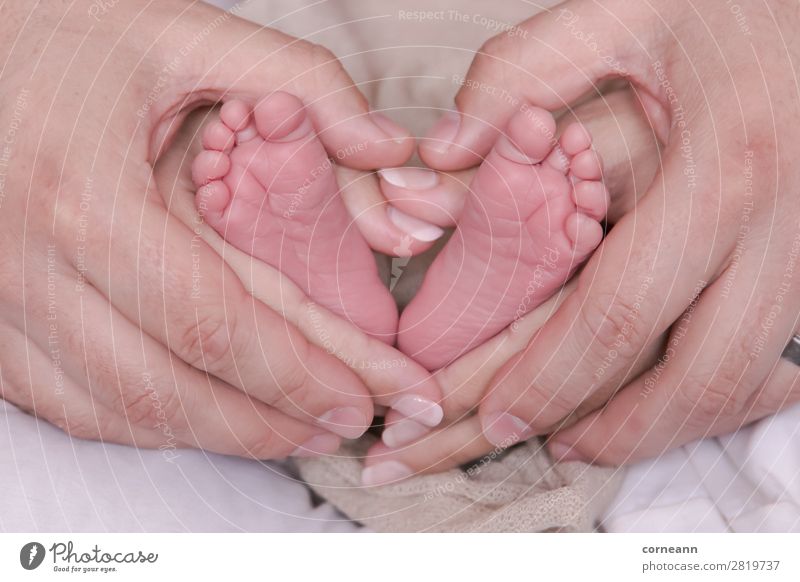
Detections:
[191, 92, 398, 342]
[397, 107, 608, 371]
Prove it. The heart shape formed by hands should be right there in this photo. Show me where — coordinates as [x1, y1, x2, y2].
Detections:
[191, 94, 607, 373]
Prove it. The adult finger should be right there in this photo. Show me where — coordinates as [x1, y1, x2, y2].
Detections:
[419, 0, 657, 170]
[335, 166, 444, 256]
[155, 124, 447, 432]
[378, 167, 474, 227]
[478, 145, 741, 445]
[0, 325, 169, 449]
[21, 272, 343, 459]
[548, 228, 800, 464]
[223, 239, 445, 429]
[159, 2, 414, 169]
[58, 183, 371, 439]
[362, 417, 496, 486]
[379, 277, 659, 450]
[378, 281, 572, 449]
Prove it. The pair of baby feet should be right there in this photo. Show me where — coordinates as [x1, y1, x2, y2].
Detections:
[192, 92, 607, 370]
[191, 92, 608, 373]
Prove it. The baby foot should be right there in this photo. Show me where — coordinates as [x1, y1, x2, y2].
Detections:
[398, 107, 607, 369]
[191, 92, 398, 341]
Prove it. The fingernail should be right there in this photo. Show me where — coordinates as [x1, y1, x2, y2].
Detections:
[391, 395, 444, 427]
[548, 440, 589, 463]
[361, 461, 413, 487]
[370, 111, 411, 144]
[382, 418, 429, 448]
[423, 110, 460, 154]
[317, 407, 368, 439]
[386, 206, 445, 242]
[481, 411, 534, 447]
[378, 167, 439, 190]
[290, 433, 341, 458]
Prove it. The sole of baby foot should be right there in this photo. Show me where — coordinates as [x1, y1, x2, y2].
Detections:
[398, 107, 607, 370]
[191, 92, 398, 342]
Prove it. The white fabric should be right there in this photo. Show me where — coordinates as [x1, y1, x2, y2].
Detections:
[0, 400, 361, 532]
[2, 398, 797, 532]
[603, 402, 800, 532]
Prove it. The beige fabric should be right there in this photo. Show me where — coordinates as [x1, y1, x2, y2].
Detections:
[296, 437, 620, 532]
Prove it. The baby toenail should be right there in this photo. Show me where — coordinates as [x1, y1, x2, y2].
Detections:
[269, 117, 314, 143]
[495, 135, 541, 165]
[361, 461, 413, 487]
[387, 207, 445, 243]
[567, 213, 603, 250]
[379, 167, 439, 190]
[236, 126, 258, 143]
[390, 395, 444, 427]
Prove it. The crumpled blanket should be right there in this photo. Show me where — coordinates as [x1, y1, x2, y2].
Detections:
[296, 437, 621, 532]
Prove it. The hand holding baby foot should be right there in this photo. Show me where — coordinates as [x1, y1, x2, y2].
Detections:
[192, 92, 399, 341]
[398, 107, 606, 371]
[166, 100, 448, 448]
[359, 87, 661, 484]
[0, 0, 432, 461]
[416, 0, 800, 467]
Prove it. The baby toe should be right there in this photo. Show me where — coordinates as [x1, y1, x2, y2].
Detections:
[560, 122, 593, 156]
[191, 150, 230, 186]
[202, 120, 235, 153]
[570, 149, 604, 181]
[572, 181, 609, 221]
[220, 100, 258, 143]
[196, 180, 231, 225]
[253, 91, 310, 141]
[566, 212, 604, 255]
[543, 144, 570, 172]
[498, 106, 557, 164]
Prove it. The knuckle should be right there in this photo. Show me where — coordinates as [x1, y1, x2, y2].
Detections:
[1, 380, 33, 414]
[52, 174, 99, 243]
[117, 386, 159, 427]
[50, 410, 104, 440]
[673, 375, 745, 427]
[247, 426, 293, 460]
[479, 34, 512, 60]
[118, 376, 186, 431]
[175, 307, 237, 374]
[591, 439, 632, 466]
[508, 373, 575, 431]
[580, 291, 647, 365]
[307, 42, 337, 67]
[264, 347, 313, 410]
[307, 43, 350, 88]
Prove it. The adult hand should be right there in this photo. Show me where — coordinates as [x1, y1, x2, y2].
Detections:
[155, 105, 445, 451]
[361, 89, 661, 483]
[416, 0, 800, 465]
[0, 0, 431, 459]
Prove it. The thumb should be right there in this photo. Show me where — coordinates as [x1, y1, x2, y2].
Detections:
[172, 3, 414, 170]
[420, 0, 652, 171]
